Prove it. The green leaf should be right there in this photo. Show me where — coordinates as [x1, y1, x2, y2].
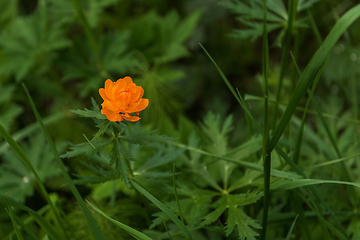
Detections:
[136, 144, 186, 173]
[72, 162, 118, 185]
[6, 195, 25, 240]
[285, 216, 298, 240]
[22, 83, 106, 240]
[0, 133, 63, 203]
[172, 9, 202, 44]
[92, 120, 111, 140]
[48, 0, 119, 28]
[0, 195, 63, 240]
[268, 4, 360, 152]
[70, 108, 107, 119]
[272, 178, 360, 191]
[225, 207, 261, 240]
[154, 43, 189, 64]
[119, 130, 176, 145]
[151, 187, 218, 228]
[0, 84, 23, 132]
[130, 179, 192, 240]
[111, 139, 132, 188]
[201, 192, 263, 236]
[0, 7, 70, 81]
[0, 0, 17, 30]
[61, 138, 113, 158]
[297, 0, 321, 12]
[200, 112, 233, 156]
[87, 201, 153, 240]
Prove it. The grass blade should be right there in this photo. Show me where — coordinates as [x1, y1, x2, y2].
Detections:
[130, 179, 193, 240]
[0, 195, 62, 240]
[0, 123, 66, 240]
[271, 0, 296, 129]
[22, 83, 106, 240]
[6, 195, 25, 240]
[268, 4, 360, 153]
[285, 215, 298, 240]
[87, 201, 152, 240]
[261, 0, 270, 239]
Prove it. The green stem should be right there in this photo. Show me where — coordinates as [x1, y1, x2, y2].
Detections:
[271, 0, 296, 130]
[260, 0, 270, 239]
[244, 98, 254, 137]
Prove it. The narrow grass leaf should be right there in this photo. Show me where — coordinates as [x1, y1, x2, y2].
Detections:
[130, 179, 193, 240]
[0, 195, 62, 240]
[268, 4, 360, 152]
[0, 113, 64, 154]
[285, 215, 298, 240]
[308, 153, 360, 169]
[87, 201, 152, 240]
[6, 195, 25, 240]
[22, 83, 106, 240]
[0, 123, 66, 240]
[272, 179, 360, 191]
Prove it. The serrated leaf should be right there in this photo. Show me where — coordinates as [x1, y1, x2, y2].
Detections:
[61, 138, 113, 158]
[70, 108, 107, 119]
[48, 0, 119, 28]
[119, 130, 176, 145]
[0, 7, 70, 81]
[154, 43, 189, 64]
[201, 192, 262, 238]
[172, 9, 202, 44]
[117, 140, 136, 162]
[201, 197, 228, 226]
[111, 139, 132, 188]
[92, 120, 111, 140]
[136, 144, 185, 173]
[188, 131, 202, 165]
[221, 0, 312, 42]
[201, 112, 233, 156]
[72, 162, 118, 185]
[225, 207, 261, 240]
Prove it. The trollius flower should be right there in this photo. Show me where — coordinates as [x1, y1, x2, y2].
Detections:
[99, 77, 149, 122]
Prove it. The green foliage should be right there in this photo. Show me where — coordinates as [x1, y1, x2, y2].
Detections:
[220, 0, 319, 44]
[48, 0, 119, 28]
[0, 133, 64, 203]
[1, 1, 360, 240]
[0, 6, 70, 81]
[0, 84, 22, 132]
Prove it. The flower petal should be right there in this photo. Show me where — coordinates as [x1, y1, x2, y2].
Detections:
[129, 98, 149, 112]
[123, 115, 140, 122]
[104, 79, 115, 100]
[101, 107, 113, 116]
[114, 78, 129, 92]
[123, 76, 133, 86]
[107, 112, 123, 122]
[99, 88, 111, 101]
[102, 100, 118, 112]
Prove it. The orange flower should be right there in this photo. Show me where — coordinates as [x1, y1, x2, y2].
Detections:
[99, 77, 149, 122]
